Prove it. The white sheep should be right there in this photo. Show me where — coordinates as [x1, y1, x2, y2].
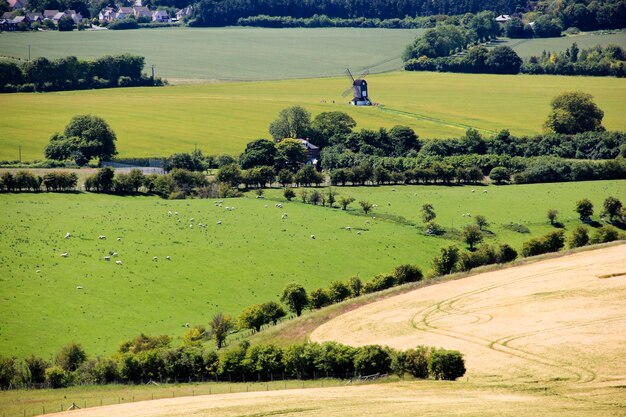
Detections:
[112, 252, 118, 257]
[117, 237, 122, 241]
[275, 203, 283, 208]
[36, 269, 41, 273]
[166, 256, 171, 260]
[356, 231, 362, 235]
[168, 210, 172, 216]
[189, 224, 193, 229]
[310, 235, 316, 239]
[281, 213, 288, 219]
[483, 190, 487, 193]
[104, 256, 111, 261]
[98, 235, 106, 240]
[116, 260, 123, 265]
[65, 232, 71, 239]
[61, 252, 69, 257]
[346, 226, 351, 231]
[190, 218, 194, 222]
[76, 286, 83, 290]
[174, 211, 178, 215]
[471, 189, 475, 193]
[153, 256, 158, 261]
[217, 220, 222, 225]
[365, 220, 370, 224]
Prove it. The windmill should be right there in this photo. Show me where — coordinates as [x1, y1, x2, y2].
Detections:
[342, 68, 372, 106]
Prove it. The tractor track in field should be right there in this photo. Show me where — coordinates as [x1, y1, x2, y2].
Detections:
[410, 261, 603, 384]
[376, 106, 498, 135]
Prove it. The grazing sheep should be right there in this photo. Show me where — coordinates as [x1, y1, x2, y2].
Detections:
[346, 226, 351, 230]
[36, 270, 41, 273]
[98, 235, 106, 240]
[116, 260, 123, 265]
[65, 232, 71, 239]
[275, 203, 283, 208]
[168, 211, 172, 216]
[76, 286, 83, 290]
[392, 188, 396, 191]
[166, 256, 171, 260]
[281, 213, 288, 219]
[217, 220, 222, 225]
[310, 235, 316, 239]
[112, 252, 118, 257]
[104, 256, 111, 261]
[387, 202, 391, 206]
[61, 252, 69, 257]
[189, 224, 193, 229]
[356, 231, 362, 235]
[264, 205, 268, 208]
[466, 213, 471, 217]
[174, 211, 178, 215]
[471, 189, 475, 193]
[190, 218, 194, 222]
[117, 237, 122, 241]
[153, 256, 158, 261]
[365, 220, 370, 224]
[483, 190, 487, 193]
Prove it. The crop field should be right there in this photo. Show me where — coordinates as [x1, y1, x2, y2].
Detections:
[1, 180, 624, 358]
[1, 28, 623, 81]
[0, 28, 422, 82]
[1, 72, 625, 161]
[311, 244, 626, 415]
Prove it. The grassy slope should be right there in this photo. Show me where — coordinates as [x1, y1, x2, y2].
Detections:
[1, 72, 625, 161]
[0, 180, 624, 358]
[0, 28, 421, 81]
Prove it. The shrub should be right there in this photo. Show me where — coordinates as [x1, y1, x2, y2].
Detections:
[392, 264, 423, 284]
[55, 342, 87, 372]
[362, 274, 396, 294]
[327, 281, 351, 303]
[590, 225, 620, 244]
[353, 345, 392, 376]
[404, 346, 430, 379]
[522, 230, 565, 257]
[309, 288, 331, 309]
[283, 187, 295, 201]
[428, 349, 465, 380]
[45, 366, 72, 388]
[459, 245, 498, 271]
[496, 244, 518, 263]
[568, 226, 589, 248]
[432, 246, 459, 276]
[347, 276, 363, 296]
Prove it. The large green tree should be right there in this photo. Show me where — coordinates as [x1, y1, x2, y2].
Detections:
[45, 115, 117, 166]
[309, 111, 356, 148]
[239, 139, 277, 169]
[268, 106, 311, 141]
[544, 92, 605, 134]
[209, 312, 233, 349]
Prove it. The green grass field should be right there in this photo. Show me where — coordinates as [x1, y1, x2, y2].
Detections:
[498, 30, 626, 58]
[0, 180, 623, 358]
[0, 27, 422, 82]
[1, 71, 625, 161]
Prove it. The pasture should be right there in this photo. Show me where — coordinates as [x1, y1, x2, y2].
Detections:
[311, 244, 626, 414]
[0, 27, 422, 82]
[1, 72, 626, 161]
[0, 180, 624, 358]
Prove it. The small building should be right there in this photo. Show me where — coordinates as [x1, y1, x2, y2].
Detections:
[8, 0, 25, 10]
[98, 7, 116, 22]
[116, 6, 134, 20]
[152, 10, 170, 22]
[11, 15, 30, 28]
[43, 9, 58, 20]
[295, 139, 320, 165]
[176, 6, 192, 20]
[0, 19, 9, 30]
[133, 6, 151, 19]
[495, 14, 511, 23]
[26, 12, 43, 22]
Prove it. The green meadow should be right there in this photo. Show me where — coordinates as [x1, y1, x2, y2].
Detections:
[1, 71, 625, 161]
[1, 180, 623, 358]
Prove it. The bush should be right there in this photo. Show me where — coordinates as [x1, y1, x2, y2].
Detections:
[404, 346, 430, 379]
[327, 281, 351, 303]
[590, 225, 621, 244]
[353, 345, 392, 376]
[496, 243, 518, 263]
[428, 349, 465, 380]
[347, 276, 363, 297]
[362, 274, 396, 294]
[309, 288, 331, 309]
[45, 366, 72, 388]
[522, 230, 565, 257]
[55, 342, 87, 372]
[432, 246, 459, 276]
[568, 226, 590, 248]
[392, 264, 423, 284]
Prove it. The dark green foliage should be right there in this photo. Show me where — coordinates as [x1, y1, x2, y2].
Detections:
[85, 167, 115, 192]
[532, 15, 563, 37]
[269, 106, 311, 141]
[603, 196, 623, 221]
[392, 264, 423, 285]
[46, 115, 117, 165]
[421, 203, 436, 223]
[496, 244, 518, 263]
[432, 246, 460, 276]
[327, 281, 351, 303]
[545, 92, 604, 134]
[281, 283, 308, 317]
[239, 139, 277, 169]
[463, 224, 483, 250]
[260, 301, 287, 325]
[45, 366, 72, 388]
[429, 349, 466, 380]
[294, 165, 323, 186]
[590, 225, 621, 244]
[209, 313, 234, 349]
[522, 230, 565, 257]
[459, 245, 497, 271]
[404, 346, 431, 379]
[25, 355, 49, 384]
[238, 304, 269, 332]
[119, 334, 171, 354]
[108, 18, 140, 30]
[362, 274, 396, 294]
[568, 226, 590, 248]
[353, 345, 392, 376]
[309, 112, 356, 148]
[57, 15, 75, 31]
[521, 44, 626, 77]
[216, 164, 243, 187]
[309, 288, 331, 310]
[347, 276, 363, 297]
[359, 200, 373, 214]
[575, 198, 594, 220]
[55, 342, 87, 372]
[165, 150, 208, 172]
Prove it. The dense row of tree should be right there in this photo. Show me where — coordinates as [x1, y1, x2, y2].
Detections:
[0, 337, 466, 389]
[0, 54, 164, 93]
[0, 171, 78, 192]
[404, 45, 522, 74]
[521, 44, 626, 77]
[238, 14, 441, 29]
[189, 0, 520, 27]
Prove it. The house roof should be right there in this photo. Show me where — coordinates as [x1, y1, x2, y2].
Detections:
[295, 139, 319, 150]
[495, 14, 511, 22]
[8, 0, 24, 9]
[27, 12, 43, 19]
[153, 10, 168, 16]
[118, 7, 133, 13]
[53, 12, 65, 20]
[2, 12, 12, 19]
[12, 15, 28, 22]
[43, 9, 59, 18]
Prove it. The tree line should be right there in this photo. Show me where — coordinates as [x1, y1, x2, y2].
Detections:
[189, 0, 520, 27]
[0, 54, 166, 93]
[521, 43, 626, 77]
[0, 337, 466, 389]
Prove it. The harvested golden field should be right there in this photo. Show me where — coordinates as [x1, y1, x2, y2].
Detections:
[44, 244, 626, 417]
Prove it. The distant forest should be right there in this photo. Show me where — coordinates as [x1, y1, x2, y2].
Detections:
[190, 0, 524, 27]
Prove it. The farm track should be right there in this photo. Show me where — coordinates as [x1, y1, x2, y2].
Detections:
[411, 262, 600, 384]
